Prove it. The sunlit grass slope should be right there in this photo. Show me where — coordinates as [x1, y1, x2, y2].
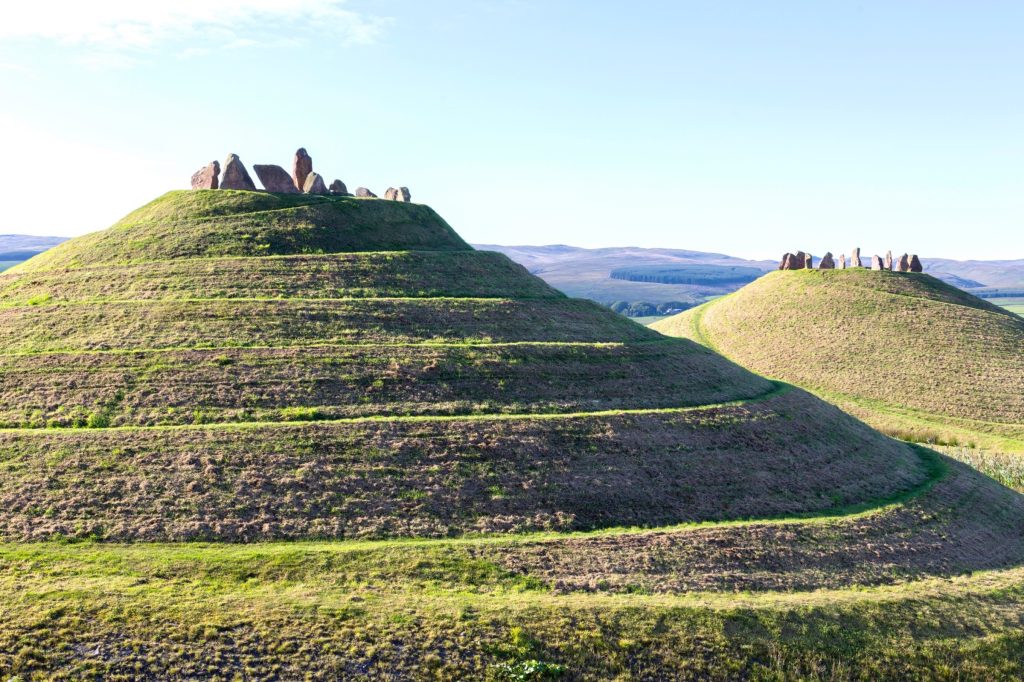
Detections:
[653, 269, 1024, 454]
[2, 191, 1024, 678]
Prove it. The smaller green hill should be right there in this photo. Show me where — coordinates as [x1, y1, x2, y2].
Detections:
[12, 190, 469, 272]
[653, 269, 1024, 454]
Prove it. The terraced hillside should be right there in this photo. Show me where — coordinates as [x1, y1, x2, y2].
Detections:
[653, 269, 1024, 459]
[2, 191, 1024, 678]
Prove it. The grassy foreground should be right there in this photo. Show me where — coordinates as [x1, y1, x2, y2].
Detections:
[2, 538, 1024, 680]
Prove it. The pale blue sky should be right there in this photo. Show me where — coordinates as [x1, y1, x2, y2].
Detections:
[0, 1, 1020, 259]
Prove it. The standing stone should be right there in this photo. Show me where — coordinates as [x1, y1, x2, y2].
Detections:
[329, 179, 349, 195]
[384, 187, 399, 200]
[885, 250, 893, 270]
[851, 247, 862, 268]
[253, 164, 298, 193]
[220, 154, 257, 191]
[397, 187, 412, 202]
[897, 254, 911, 272]
[871, 255, 884, 270]
[779, 253, 794, 270]
[355, 187, 377, 198]
[793, 251, 809, 270]
[838, 254, 846, 269]
[292, 148, 313, 192]
[819, 252, 835, 269]
[190, 161, 220, 190]
[803, 253, 813, 269]
[909, 254, 923, 272]
[303, 172, 328, 195]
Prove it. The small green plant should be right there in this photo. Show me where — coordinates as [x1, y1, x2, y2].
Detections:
[489, 659, 566, 681]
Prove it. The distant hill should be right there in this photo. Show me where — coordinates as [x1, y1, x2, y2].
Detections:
[653, 269, 1024, 454]
[0, 234, 67, 271]
[478, 245, 1024, 316]
[473, 244, 775, 307]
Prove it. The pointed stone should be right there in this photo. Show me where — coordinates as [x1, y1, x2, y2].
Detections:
[909, 254, 923, 272]
[897, 253, 911, 272]
[838, 254, 846, 269]
[779, 253, 793, 270]
[303, 172, 328, 195]
[190, 161, 220, 190]
[253, 164, 298, 193]
[355, 187, 377, 198]
[292, 148, 313, 192]
[884, 250, 893, 270]
[220, 154, 257, 191]
[851, 247, 862, 268]
[871, 255, 884, 270]
[329, 179, 349, 195]
[819, 252, 835, 269]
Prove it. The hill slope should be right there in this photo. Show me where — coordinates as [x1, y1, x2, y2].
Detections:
[653, 269, 1024, 455]
[2, 191, 1024, 678]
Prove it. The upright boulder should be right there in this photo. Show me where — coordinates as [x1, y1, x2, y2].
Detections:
[292, 148, 313, 193]
[871, 255, 884, 271]
[303, 172, 328, 195]
[885, 250, 893, 271]
[220, 154, 257, 191]
[909, 254, 923, 273]
[355, 187, 377, 198]
[838, 254, 846, 269]
[384, 187, 399, 200]
[779, 253, 795, 270]
[329, 179, 349, 195]
[897, 254, 911, 272]
[253, 164, 298, 194]
[397, 187, 412, 202]
[190, 161, 220, 190]
[851, 247, 862, 268]
[819, 252, 835, 269]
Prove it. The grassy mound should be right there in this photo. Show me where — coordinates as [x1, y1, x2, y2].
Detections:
[653, 269, 1024, 453]
[2, 191, 1024, 677]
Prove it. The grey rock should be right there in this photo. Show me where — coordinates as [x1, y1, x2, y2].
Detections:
[190, 161, 219, 190]
[384, 187, 399, 200]
[329, 179, 349, 195]
[871, 255, 884, 270]
[851, 247, 862, 268]
[303, 172, 328, 195]
[397, 187, 411, 202]
[355, 187, 377, 198]
[220, 154, 257, 191]
[253, 164, 298, 193]
[838, 253, 846, 269]
[910, 254, 923, 272]
[292, 148, 313, 192]
[884, 250, 893, 270]
[779, 253, 795, 270]
[897, 253, 911, 272]
[819, 252, 835, 269]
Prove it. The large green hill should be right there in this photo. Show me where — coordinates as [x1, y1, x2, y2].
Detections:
[2, 191, 1024, 678]
[653, 269, 1024, 456]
